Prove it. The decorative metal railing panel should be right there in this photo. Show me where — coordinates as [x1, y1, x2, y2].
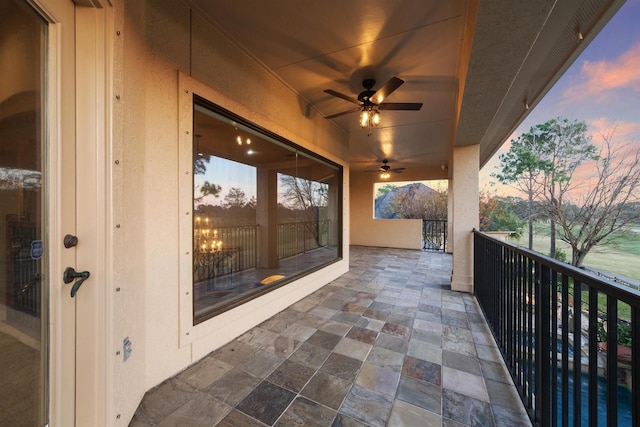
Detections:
[422, 219, 447, 252]
[474, 231, 639, 427]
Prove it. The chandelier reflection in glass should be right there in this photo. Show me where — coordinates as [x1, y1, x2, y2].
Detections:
[194, 215, 223, 266]
[359, 106, 380, 136]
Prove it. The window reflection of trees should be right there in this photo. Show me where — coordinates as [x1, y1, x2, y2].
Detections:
[192, 102, 341, 322]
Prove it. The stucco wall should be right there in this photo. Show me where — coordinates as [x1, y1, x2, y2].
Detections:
[350, 171, 423, 249]
[115, 0, 349, 421]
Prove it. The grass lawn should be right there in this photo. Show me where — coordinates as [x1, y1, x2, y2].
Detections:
[511, 223, 640, 281]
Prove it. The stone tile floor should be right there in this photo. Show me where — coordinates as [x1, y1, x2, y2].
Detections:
[130, 246, 532, 426]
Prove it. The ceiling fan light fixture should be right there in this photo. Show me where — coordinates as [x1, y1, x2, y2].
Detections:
[360, 106, 380, 135]
[359, 109, 369, 128]
[380, 171, 390, 179]
[372, 110, 380, 125]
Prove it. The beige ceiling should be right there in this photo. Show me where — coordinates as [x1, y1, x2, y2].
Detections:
[188, 0, 624, 173]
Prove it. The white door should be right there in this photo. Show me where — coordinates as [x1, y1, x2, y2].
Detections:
[0, 1, 111, 426]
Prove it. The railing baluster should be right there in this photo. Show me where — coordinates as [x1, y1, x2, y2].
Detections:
[538, 263, 552, 423]
[561, 274, 569, 427]
[588, 287, 599, 427]
[508, 249, 515, 371]
[606, 295, 618, 427]
[551, 268, 558, 427]
[518, 252, 524, 396]
[633, 306, 640, 427]
[573, 280, 582, 427]
[527, 256, 535, 413]
[500, 245, 506, 356]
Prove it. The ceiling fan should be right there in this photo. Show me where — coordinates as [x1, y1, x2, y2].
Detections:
[324, 77, 423, 119]
[367, 159, 405, 178]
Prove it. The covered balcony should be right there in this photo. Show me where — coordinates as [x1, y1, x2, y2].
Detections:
[2, 0, 633, 426]
[120, 0, 632, 426]
[130, 246, 530, 426]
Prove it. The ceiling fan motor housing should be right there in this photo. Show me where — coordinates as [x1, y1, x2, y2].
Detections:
[358, 79, 377, 104]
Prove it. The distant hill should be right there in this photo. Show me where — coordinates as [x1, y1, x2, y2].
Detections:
[375, 182, 437, 219]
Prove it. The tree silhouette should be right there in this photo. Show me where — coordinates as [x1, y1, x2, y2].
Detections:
[195, 181, 222, 204]
[224, 187, 247, 208]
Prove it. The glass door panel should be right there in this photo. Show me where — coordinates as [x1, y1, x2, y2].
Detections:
[0, 1, 48, 425]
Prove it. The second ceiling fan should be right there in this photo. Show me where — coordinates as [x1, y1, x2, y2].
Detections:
[367, 159, 405, 179]
[324, 77, 423, 120]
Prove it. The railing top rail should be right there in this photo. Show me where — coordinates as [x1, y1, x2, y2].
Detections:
[474, 229, 640, 307]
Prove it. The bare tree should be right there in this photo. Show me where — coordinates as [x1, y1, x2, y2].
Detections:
[279, 174, 328, 245]
[556, 128, 640, 266]
[280, 175, 328, 210]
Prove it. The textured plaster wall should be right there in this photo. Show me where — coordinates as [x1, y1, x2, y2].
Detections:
[350, 172, 423, 250]
[115, 0, 349, 421]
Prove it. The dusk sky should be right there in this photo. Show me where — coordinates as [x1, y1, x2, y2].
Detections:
[480, 0, 640, 196]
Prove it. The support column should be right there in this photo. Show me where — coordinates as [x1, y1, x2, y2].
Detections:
[257, 167, 279, 268]
[326, 176, 338, 247]
[451, 145, 479, 293]
[447, 178, 454, 253]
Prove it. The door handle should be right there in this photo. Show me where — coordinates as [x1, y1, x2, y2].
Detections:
[63, 267, 91, 297]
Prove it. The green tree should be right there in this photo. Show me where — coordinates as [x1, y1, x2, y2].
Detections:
[494, 117, 597, 258]
[376, 183, 397, 198]
[479, 192, 524, 237]
[537, 117, 597, 259]
[493, 127, 549, 249]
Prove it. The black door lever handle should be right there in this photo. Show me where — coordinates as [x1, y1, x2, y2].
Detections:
[63, 267, 90, 297]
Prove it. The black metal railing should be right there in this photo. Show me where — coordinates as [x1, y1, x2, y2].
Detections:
[7, 222, 41, 315]
[193, 225, 258, 282]
[193, 221, 333, 282]
[277, 220, 330, 259]
[422, 219, 447, 252]
[474, 231, 639, 427]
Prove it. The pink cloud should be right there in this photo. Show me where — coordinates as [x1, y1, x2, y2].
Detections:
[564, 42, 640, 99]
[587, 117, 640, 145]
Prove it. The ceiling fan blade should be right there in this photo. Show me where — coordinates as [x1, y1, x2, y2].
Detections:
[371, 77, 404, 104]
[378, 102, 423, 111]
[324, 89, 360, 105]
[390, 168, 405, 173]
[325, 107, 361, 119]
